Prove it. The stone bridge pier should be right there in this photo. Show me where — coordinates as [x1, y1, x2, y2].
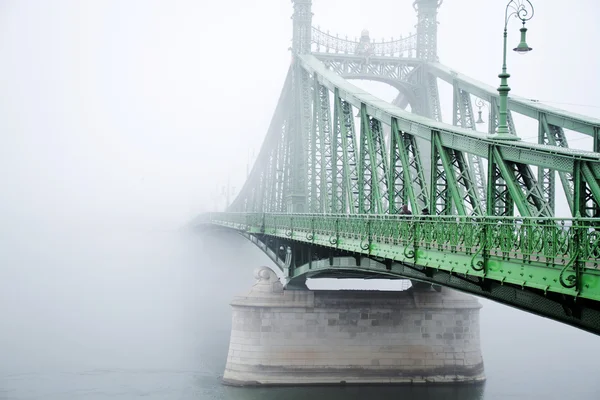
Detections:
[222, 267, 485, 386]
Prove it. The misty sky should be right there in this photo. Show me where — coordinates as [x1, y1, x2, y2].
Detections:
[1, 0, 599, 231]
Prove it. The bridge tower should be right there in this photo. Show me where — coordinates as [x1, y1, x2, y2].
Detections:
[288, 0, 313, 212]
[413, 0, 442, 61]
[411, 0, 443, 122]
[292, 0, 312, 54]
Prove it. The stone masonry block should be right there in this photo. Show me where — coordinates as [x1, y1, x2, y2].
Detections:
[223, 266, 485, 386]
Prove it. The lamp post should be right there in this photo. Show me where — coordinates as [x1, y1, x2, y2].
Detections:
[475, 97, 498, 135]
[475, 98, 487, 125]
[496, 0, 534, 139]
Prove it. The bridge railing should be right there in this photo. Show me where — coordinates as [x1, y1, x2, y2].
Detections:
[311, 26, 417, 57]
[203, 213, 600, 272]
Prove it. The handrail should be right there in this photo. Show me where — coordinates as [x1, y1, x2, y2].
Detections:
[311, 26, 417, 57]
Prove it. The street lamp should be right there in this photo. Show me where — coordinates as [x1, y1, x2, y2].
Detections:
[475, 98, 487, 125]
[496, 0, 534, 139]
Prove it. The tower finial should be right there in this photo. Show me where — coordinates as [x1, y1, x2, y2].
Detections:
[413, 0, 443, 61]
[291, 0, 313, 55]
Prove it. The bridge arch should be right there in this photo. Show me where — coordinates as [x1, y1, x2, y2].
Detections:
[343, 75, 419, 111]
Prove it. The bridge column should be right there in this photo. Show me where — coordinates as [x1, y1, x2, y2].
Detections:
[222, 267, 485, 386]
[413, 0, 442, 61]
[287, 0, 313, 213]
[291, 0, 312, 55]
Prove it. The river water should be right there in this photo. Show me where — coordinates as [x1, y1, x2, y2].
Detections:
[1, 226, 599, 400]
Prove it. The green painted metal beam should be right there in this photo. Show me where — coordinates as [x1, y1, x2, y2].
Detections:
[358, 105, 389, 214]
[303, 55, 600, 176]
[390, 119, 413, 213]
[491, 147, 531, 217]
[428, 62, 600, 137]
[431, 131, 467, 215]
[204, 212, 600, 306]
[487, 145, 512, 216]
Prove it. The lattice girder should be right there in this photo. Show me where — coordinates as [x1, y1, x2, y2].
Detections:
[452, 83, 487, 210]
[428, 62, 600, 139]
[303, 54, 599, 216]
[229, 70, 293, 213]
[538, 114, 574, 215]
[578, 161, 600, 218]
[331, 91, 360, 214]
[487, 146, 552, 218]
[208, 0, 600, 336]
[358, 105, 390, 214]
[430, 131, 482, 216]
[389, 119, 430, 214]
[308, 77, 333, 213]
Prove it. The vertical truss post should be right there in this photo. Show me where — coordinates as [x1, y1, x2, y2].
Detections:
[255, 170, 266, 213]
[276, 123, 286, 212]
[280, 126, 291, 213]
[371, 117, 390, 213]
[487, 97, 515, 216]
[573, 160, 586, 217]
[332, 93, 341, 213]
[581, 162, 600, 218]
[488, 97, 498, 135]
[404, 133, 430, 213]
[265, 148, 277, 212]
[430, 131, 449, 215]
[506, 109, 517, 137]
[332, 92, 359, 213]
[358, 105, 389, 214]
[309, 77, 319, 212]
[452, 83, 487, 210]
[249, 186, 257, 213]
[389, 119, 402, 214]
[452, 82, 459, 126]
[486, 145, 513, 216]
[537, 114, 555, 214]
[319, 86, 332, 214]
[410, 67, 442, 122]
[358, 106, 367, 213]
[309, 77, 332, 213]
[358, 105, 373, 213]
[430, 131, 474, 216]
[341, 100, 359, 213]
[390, 118, 429, 213]
[271, 127, 282, 212]
[572, 159, 587, 293]
[538, 114, 573, 215]
[426, 74, 443, 122]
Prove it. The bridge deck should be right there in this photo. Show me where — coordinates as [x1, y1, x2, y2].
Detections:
[206, 213, 600, 302]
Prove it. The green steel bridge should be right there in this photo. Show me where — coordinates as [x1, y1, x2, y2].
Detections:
[199, 0, 600, 335]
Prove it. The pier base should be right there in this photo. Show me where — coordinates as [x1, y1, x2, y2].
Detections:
[222, 267, 485, 386]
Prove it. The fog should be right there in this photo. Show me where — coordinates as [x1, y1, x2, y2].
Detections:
[1, 0, 599, 230]
[1, 0, 600, 399]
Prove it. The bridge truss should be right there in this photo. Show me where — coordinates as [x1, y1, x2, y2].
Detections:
[201, 0, 600, 334]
